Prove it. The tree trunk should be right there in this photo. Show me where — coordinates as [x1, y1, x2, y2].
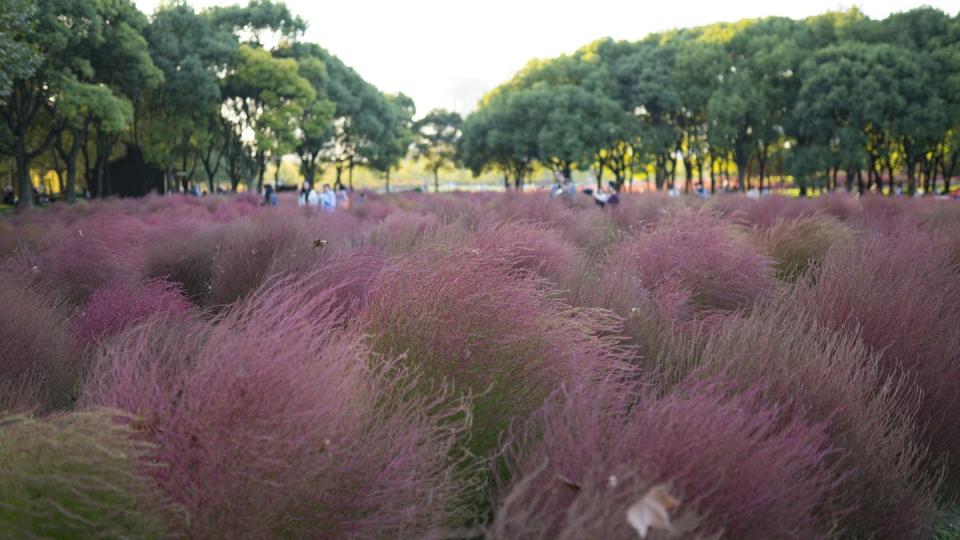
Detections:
[886, 160, 895, 196]
[65, 156, 78, 203]
[668, 155, 677, 190]
[941, 153, 957, 195]
[434, 168, 440, 193]
[758, 146, 768, 193]
[906, 162, 917, 196]
[255, 150, 266, 194]
[15, 149, 33, 209]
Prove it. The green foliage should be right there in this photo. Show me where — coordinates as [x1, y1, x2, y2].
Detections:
[413, 108, 462, 190]
[0, 0, 41, 104]
[462, 7, 960, 196]
[0, 410, 180, 539]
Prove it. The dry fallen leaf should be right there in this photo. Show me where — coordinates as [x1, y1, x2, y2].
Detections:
[626, 484, 681, 539]
[556, 474, 581, 493]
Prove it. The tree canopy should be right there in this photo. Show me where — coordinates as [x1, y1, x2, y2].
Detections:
[0, 0, 412, 207]
[459, 7, 960, 196]
[2, 3, 959, 206]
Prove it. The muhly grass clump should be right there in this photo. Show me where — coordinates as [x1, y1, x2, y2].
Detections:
[708, 193, 817, 228]
[358, 246, 625, 463]
[756, 213, 856, 281]
[490, 377, 842, 539]
[0, 275, 76, 411]
[467, 220, 582, 289]
[367, 210, 444, 256]
[80, 277, 469, 538]
[2, 190, 960, 536]
[684, 295, 940, 538]
[142, 221, 224, 304]
[797, 227, 960, 490]
[2, 214, 145, 307]
[0, 409, 180, 539]
[207, 209, 361, 306]
[582, 267, 699, 366]
[71, 279, 194, 346]
[606, 209, 776, 314]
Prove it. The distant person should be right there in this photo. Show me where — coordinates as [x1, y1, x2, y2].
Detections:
[2, 188, 14, 205]
[336, 186, 350, 210]
[299, 181, 319, 206]
[320, 184, 336, 212]
[606, 183, 620, 207]
[550, 172, 564, 198]
[263, 184, 278, 206]
[695, 181, 708, 198]
[593, 186, 610, 208]
[562, 178, 576, 201]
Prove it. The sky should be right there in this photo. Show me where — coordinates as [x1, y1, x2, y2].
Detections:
[133, 0, 960, 117]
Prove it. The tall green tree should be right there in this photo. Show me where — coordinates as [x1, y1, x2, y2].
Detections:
[412, 109, 462, 192]
[221, 44, 314, 192]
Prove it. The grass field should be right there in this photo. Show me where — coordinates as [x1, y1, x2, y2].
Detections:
[1, 190, 959, 538]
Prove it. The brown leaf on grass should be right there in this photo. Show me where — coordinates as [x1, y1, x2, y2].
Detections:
[626, 484, 681, 539]
[556, 474, 581, 493]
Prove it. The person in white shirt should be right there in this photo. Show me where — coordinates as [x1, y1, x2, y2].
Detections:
[320, 184, 337, 212]
[298, 181, 319, 206]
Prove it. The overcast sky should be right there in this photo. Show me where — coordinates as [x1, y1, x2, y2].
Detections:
[134, 0, 960, 116]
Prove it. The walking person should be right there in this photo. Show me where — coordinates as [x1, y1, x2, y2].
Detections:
[320, 184, 337, 212]
[299, 181, 319, 206]
[263, 184, 279, 206]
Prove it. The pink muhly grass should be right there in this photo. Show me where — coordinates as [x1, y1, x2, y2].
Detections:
[813, 192, 863, 223]
[0, 220, 46, 264]
[80, 277, 469, 538]
[141, 222, 224, 304]
[687, 295, 940, 538]
[857, 194, 919, 232]
[71, 280, 193, 346]
[606, 192, 687, 232]
[367, 211, 443, 256]
[490, 377, 842, 539]
[468, 221, 581, 288]
[585, 267, 705, 366]
[915, 201, 960, 269]
[708, 193, 817, 228]
[797, 227, 960, 491]
[357, 247, 626, 460]
[0, 275, 76, 411]
[1, 213, 145, 306]
[208, 209, 362, 306]
[414, 192, 486, 227]
[756, 214, 856, 282]
[607, 209, 776, 313]
[299, 246, 385, 322]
